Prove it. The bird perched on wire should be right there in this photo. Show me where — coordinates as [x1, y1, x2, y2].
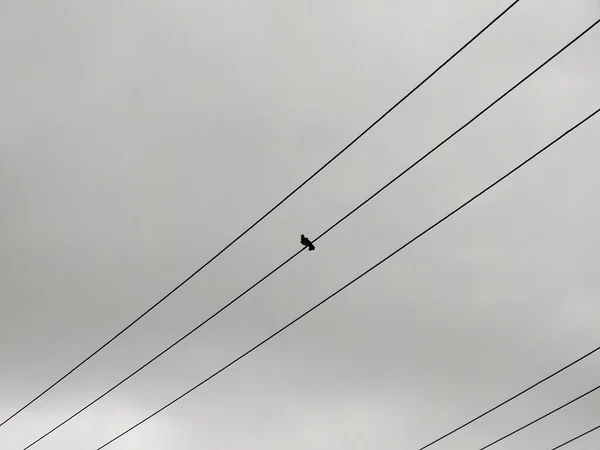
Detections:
[300, 234, 315, 251]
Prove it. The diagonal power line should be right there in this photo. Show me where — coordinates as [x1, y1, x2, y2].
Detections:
[476, 384, 600, 450]
[415, 346, 600, 450]
[0, 0, 523, 428]
[91, 105, 600, 450]
[21, 16, 600, 450]
[550, 423, 600, 450]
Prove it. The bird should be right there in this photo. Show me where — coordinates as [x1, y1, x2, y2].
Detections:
[300, 234, 315, 251]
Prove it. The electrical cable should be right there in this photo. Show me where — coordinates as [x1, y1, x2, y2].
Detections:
[415, 346, 600, 450]
[550, 423, 600, 450]
[476, 384, 600, 450]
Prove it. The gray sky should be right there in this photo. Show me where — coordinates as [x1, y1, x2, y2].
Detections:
[1, 0, 599, 449]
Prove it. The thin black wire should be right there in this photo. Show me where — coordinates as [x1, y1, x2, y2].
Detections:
[21, 17, 600, 450]
[416, 346, 600, 450]
[550, 424, 600, 450]
[314, 16, 599, 242]
[0, 0, 523, 429]
[93, 105, 600, 450]
[477, 384, 600, 450]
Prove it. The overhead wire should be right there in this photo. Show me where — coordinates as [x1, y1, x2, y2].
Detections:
[0, 0, 524, 428]
[20, 16, 600, 450]
[475, 384, 600, 450]
[89, 103, 600, 449]
[415, 346, 600, 450]
[550, 423, 600, 450]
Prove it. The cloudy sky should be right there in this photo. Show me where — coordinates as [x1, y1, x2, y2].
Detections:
[1, 0, 599, 449]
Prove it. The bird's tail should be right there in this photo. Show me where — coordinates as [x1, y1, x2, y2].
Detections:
[308, 244, 315, 251]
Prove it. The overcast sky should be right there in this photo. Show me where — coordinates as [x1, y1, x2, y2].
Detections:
[1, 0, 600, 449]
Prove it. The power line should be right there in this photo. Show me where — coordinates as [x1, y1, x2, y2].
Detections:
[477, 384, 600, 450]
[550, 423, 600, 450]
[415, 346, 600, 450]
[21, 17, 600, 449]
[0, 0, 523, 429]
[91, 105, 600, 450]
[312, 17, 598, 243]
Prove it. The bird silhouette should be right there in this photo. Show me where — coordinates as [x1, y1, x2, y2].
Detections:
[300, 234, 315, 251]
